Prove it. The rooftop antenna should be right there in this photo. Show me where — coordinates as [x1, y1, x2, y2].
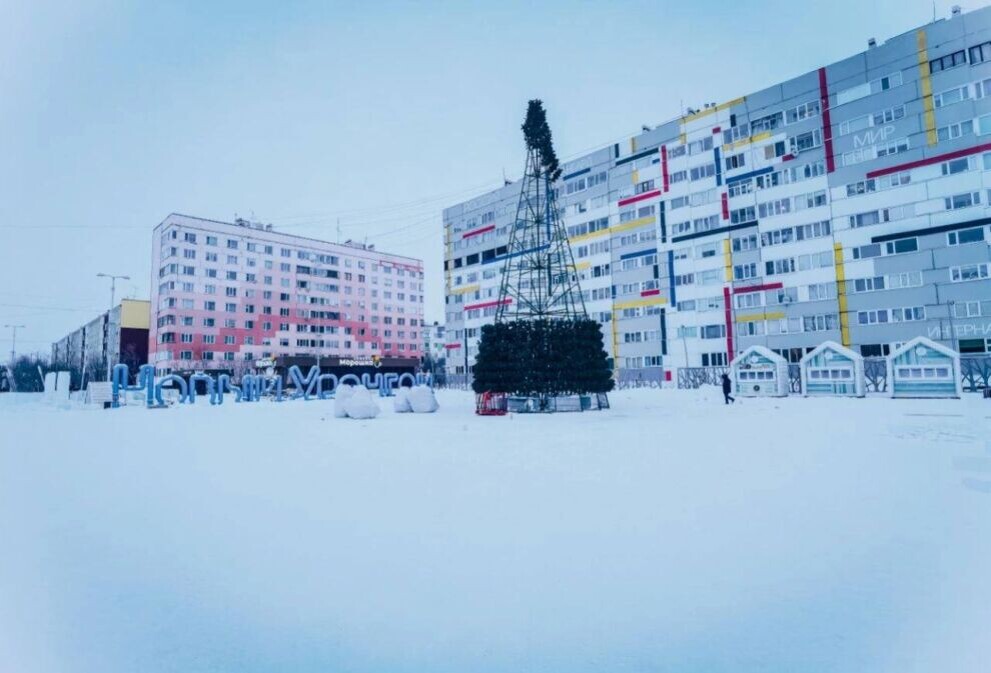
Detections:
[503, 168, 511, 186]
[336, 217, 341, 244]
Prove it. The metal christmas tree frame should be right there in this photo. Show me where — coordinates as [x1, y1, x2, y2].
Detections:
[473, 101, 612, 414]
[495, 101, 587, 322]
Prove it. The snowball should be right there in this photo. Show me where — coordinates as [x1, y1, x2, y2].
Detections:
[343, 385, 380, 419]
[334, 383, 356, 418]
[407, 385, 439, 413]
[393, 387, 412, 413]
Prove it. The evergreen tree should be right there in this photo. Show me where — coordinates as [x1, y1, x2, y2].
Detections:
[472, 318, 613, 396]
[521, 100, 562, 181]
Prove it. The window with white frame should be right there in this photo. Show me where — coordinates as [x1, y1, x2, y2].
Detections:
[947, 227, 985, 245]
[950, 263, 990, 282]
[945, 191, 981, 210]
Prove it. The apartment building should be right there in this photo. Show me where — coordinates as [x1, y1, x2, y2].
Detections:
[150, 213, 424, 376]
[51, 299, 150, 383]
[443, 5, 991, 385]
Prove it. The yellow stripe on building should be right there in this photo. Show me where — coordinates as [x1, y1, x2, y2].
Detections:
[722, 130, 772, 151]
[613, 295, 667, 311]
[572, 261, 591, 272]
[834, 242, 851, 346]
[568, 216, 655, 244]
[630, 136, 637, 153]
[735, 311, 786, 323]
[631, 168, 639, 186]
[609, 216, 655, 236]
[722, 239, 733, 282]
[917, 29, 938, 146]
[681, 96, 746, 124]
[450, 284, 480, 295]
[569, 228, 611, 244]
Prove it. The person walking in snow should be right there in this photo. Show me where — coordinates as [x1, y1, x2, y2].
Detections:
[721, 373, 735, 405]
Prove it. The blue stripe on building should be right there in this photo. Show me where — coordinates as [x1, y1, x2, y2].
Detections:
[725, 166, 773, 185]
[619, 248, 657, 261]
[561, 167, 591, 181]
[671, 220, 758, 243]
[871, 216, 991, 243]
[615, 148, 656, 167]
[667, 249, 677, 306]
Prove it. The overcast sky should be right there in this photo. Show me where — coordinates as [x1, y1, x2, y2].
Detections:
[0, 0, 961, 356]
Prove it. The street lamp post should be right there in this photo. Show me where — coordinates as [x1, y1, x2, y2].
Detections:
[4, 324, 26, 365]
[947, 300, 958, 352]
[97, 273, 130, 382]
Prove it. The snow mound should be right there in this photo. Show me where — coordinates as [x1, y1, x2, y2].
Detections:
[334, 384, 356, 418]
[393, 387, 412, 413]
[343, 385, 380, 419]
[408, 385, 439, 413]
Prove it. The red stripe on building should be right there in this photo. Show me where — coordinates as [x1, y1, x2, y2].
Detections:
[444, 343, 461, 349]
[732, 282, 783, 295]
[463, 298, 511, 312]
[781, 153, 795, 162]
[640, 289, 661, 297]
[723, 286, 735, 363]
[818, 67, 835, 173]
[618, 189, 661, 208]
[660, 145, 669, 193]
[462, 224, 496, 239]
[712, 126, 721, 134]
[720, 192, 730, 220]
[866, 141, 991, 179]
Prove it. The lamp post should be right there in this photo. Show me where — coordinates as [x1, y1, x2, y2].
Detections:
[947, 300, 958, 352]
[4, 324, 25, 365]
[97, 273, 130, 382]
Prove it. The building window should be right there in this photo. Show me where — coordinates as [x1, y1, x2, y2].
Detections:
[929, 49, 966, 73]
[970, 41, 991, 64]
[947, 227, 985, 245]
[937, 120, 973, 142]
[950, 263, 990, 282]
[945, 191, 981, 210]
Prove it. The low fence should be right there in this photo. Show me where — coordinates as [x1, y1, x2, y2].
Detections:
[676, 366, 729, 390]
[678, 355, 991, 394]
[615, 367, 666, 389]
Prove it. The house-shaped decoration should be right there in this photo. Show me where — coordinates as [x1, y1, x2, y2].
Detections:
[800, 341, 865, 397]
[886, 336, 962, 399]
[730, 345, 790, 397]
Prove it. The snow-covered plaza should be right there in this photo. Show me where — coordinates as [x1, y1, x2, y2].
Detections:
[1, 389, 989, 672]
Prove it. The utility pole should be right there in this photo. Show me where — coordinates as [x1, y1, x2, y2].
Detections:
[97, 273, 130, 382]
[4, 324, 25, 365]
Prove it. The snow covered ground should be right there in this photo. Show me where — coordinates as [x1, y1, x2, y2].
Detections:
[1, 388, 989, 672]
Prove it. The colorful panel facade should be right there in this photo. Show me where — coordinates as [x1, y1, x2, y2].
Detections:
[443, 7, 991, 385]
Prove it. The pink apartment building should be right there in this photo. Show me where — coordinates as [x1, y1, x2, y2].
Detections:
[150, 213, 425, 376]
